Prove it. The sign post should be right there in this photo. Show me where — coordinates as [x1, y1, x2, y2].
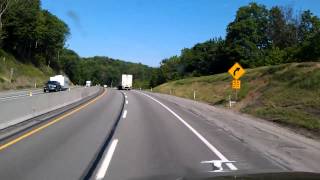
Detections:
[228, 63, 245, 104]
[231, 79, 241, 100]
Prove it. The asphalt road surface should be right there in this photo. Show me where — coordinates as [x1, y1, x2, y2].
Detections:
[0, 87, 80, 102]
[0, 89, 314, 180]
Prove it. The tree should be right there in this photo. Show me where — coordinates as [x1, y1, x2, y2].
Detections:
[290, 10, 320, 61]
[0, 0, 11, 44]
[59, 48, 80, 82]
[296, 31, 320, 61]
[160, 56, 182, 81]
[268, 7, 288, 49]
[226, 3, 269, 67]
[2, 0, 41, 60]
[39, 10, 69, 69]
[298, 10, 320, 41]
[1, 0, 69, 70]
[149, 68, 165, 88]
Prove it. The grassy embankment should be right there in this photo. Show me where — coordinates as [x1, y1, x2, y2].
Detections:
[154, 62, 320, 132]
[0, 49, 53, 90]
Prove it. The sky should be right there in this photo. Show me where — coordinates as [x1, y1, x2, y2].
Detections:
[41, 0, 320, 67]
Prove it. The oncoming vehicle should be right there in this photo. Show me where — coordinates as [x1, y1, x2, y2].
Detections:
[44, 81, 62, 92]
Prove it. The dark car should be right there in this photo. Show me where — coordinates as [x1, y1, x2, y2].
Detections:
[44, 81, 62, 92]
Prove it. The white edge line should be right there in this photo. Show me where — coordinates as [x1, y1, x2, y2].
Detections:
[122, 110, 127, 119]
[137, 91, 238, 171]
[96, 139, 119, 180]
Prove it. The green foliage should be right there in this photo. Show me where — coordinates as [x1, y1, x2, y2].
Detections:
[0, 48, 52, 90]
[155, 62, 320, 131]
[59, 55, 153, 88]
[152, 3, 320, 87]
[0, 0, 155, 88]
[226, 3, 269, 67]
[1, 0, 69, 71]
[296, 32, 320, 61]
[149, 68, 165, 88]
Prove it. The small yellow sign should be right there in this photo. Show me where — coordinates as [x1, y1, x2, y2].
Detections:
[228, 63, 245, 80]
[232, 79, 241, 89]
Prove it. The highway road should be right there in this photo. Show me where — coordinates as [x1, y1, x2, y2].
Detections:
[0, 86, 80, 102]
[0, 88, 43, 102]
[0, 89, 318, 180]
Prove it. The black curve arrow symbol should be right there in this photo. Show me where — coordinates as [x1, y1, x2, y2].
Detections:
[233, 67, 240, 76]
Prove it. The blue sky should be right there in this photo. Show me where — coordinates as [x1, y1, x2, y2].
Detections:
[42, 0, 320, 67]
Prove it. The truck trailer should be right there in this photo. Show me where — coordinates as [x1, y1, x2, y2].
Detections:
[118, 74, 133, 90]
[86, 81, 92, 87]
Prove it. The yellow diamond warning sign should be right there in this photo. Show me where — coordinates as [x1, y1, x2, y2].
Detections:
[228, 63, 245, 80]
[232, 79, 241, 89]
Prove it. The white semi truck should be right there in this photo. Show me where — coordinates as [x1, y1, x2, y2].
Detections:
[119, 74, 133, 90]
[86, 81, 92, 87]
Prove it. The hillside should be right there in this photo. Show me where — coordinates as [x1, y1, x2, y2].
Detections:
[154, 62, 320, 134]
[0, 49, 154, 91]
[0, 50, 54, 90]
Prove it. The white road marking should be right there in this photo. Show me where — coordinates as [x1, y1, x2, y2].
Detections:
[201, 160, 236, 172]
[0, 92, 43, 102]
[126, 100, 128, 105]
[125, 95, 128, 98]
[138, 92, 238, 171]
[122, 110, 127, 119]
[96, 139, 119, 180]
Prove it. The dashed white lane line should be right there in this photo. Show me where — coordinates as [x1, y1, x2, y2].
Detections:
[122, 110, 127, 119]
[125, 95, 128, 98]
[0, 92, 43, 102]
[138, 92, 238, 171]
[96, 139, 119, 180]
[126, 100, 128, 105]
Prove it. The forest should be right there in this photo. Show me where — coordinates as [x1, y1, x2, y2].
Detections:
[150, 3, 320, 87]
[0, 0, 153, 88]
[1, 1, 319, 88]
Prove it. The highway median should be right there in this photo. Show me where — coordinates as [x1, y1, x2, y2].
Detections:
[0, 86, 102, 130]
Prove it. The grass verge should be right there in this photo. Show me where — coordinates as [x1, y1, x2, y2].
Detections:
[0, 49, 54, 90]
[154, 62, 320, 133]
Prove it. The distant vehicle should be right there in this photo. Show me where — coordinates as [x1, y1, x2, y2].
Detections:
[49, 75, 69, 90]
[118, 74, 133, 90]
[86, 81, 92, 87]
[44, 81, 62, 92]
[103, 85, 107, 88]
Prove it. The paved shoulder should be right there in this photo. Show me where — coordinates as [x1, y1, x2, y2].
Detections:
[147, 91, 320, 173]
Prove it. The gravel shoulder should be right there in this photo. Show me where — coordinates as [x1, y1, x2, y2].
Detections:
[147, 91, 320, 173]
